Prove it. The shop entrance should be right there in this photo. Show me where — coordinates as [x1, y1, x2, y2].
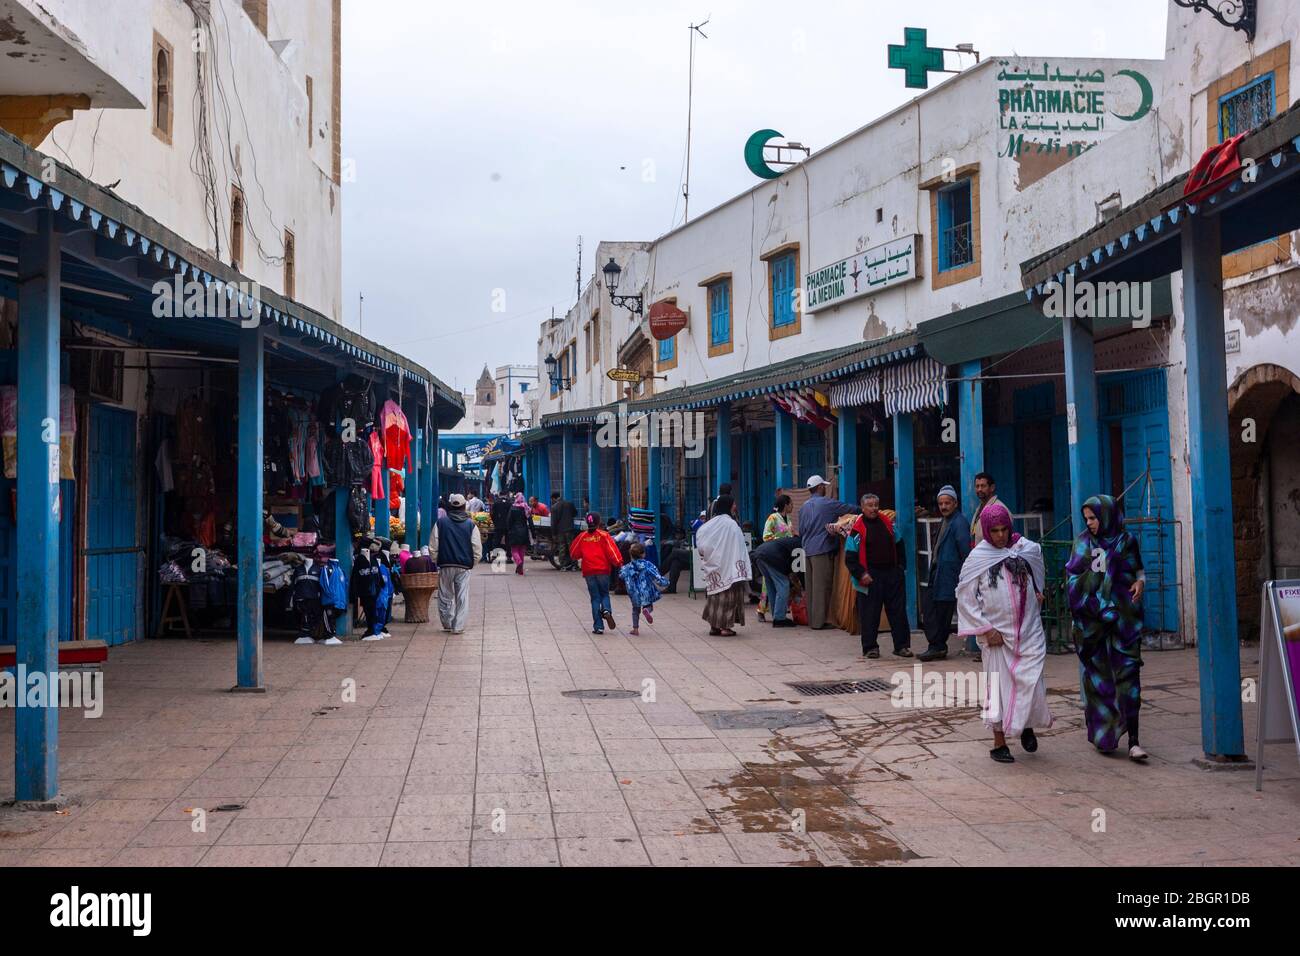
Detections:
[86, 403, 140, 646]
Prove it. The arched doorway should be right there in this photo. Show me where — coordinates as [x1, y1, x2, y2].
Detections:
[1228, 363, 1300, 642]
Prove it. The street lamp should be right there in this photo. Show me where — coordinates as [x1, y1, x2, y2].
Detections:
[602, 257, 644, 316]
[510, 399, 531, 429]
[543, 352, 570, 392]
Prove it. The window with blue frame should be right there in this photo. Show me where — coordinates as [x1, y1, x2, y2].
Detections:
[1219, 73, 1274, 140]
[770, 252, 797, 329]
[708, 279, 731, 352]
[658, 334, 675, 364]
[937, 178, 974, 272]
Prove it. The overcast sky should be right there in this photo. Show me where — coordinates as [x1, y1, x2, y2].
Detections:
[341, 0, 1168, 394]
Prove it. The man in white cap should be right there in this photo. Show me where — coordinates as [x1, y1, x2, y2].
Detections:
[919, 484, 971, 661]
[796, 474, 854, 630]
[431, 493, 481, 634]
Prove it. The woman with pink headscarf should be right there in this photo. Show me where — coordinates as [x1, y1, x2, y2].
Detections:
[955, 502, 1052, 764]
[506, 492, 533, 575]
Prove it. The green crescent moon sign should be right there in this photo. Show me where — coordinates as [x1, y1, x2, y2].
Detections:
[1111, 69, 1154, 122]
[744, 129, 785, 180]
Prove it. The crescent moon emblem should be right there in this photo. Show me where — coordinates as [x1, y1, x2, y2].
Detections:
[744, 129, 785, 180]
[1111, 69, 1153, 123]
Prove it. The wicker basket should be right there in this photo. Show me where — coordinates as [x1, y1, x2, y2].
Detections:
[403, 571, 439, 623]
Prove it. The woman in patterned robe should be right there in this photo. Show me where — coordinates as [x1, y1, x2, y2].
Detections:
[1065, 494, 1148, 761]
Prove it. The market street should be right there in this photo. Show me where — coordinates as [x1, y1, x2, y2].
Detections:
[2, 563, 1296, 868]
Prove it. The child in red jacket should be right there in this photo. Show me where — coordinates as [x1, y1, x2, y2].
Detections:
[569, 513, 623, 633]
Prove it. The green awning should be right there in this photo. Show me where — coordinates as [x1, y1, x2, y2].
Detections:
[917, 278, 1172, 366]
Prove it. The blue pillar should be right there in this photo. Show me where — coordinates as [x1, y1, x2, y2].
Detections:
[236, 324, 264, 688]
[1062, 316, 1102, 537]
[562, 428, 575, 502]
[648, 442, 662, 561]
[837, 406, 858, 504]
[587, 428, 600, 516]
[957, 359, 984, 512]
[774, 407, 794, 491]
[1182, 215, 1244, 758]
[427, 419, 439, 519]
[332, 370, 353, 636]
[613, 444, 623, 522]
[404, 396, 421, 548]
[15, 209, 61, 801]
[538, 437, 552, 503]
[715, 405, 732, 493]
[741, 432, 757, 527]
[957, 359, 984, 654]
[375, 456, 391, 541]
[893, 412, 917, 630]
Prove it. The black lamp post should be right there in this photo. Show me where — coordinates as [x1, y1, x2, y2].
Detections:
[543, 352, 570, 392]
[602, 257, 644, 316]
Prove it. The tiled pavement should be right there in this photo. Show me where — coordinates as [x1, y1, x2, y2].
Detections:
[2, 563, 1298, 867]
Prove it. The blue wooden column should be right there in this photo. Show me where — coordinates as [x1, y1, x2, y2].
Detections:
[15, 209, 61, 801]
[892, 411, 917, 629]
[613, 443, 624, 521]
[1062, 316, 1102, 536]
[425, 418, 439, 521]
[774, 406, 794, 490]
[957, 359, 984, 513]
[236, 323, 265, 689]
[741, 431, 757, 526]
[332, 370, 353, 636]
[403, 395, 422, 548]
[837, 406, 858, 504]
[373, 389, 391, 538]
[1182, 215, 1244, 759]
[715, 405, 732, 492]
[956, 359, 984, 654]
[562, 428, 575, 502]
[648, 441, 662, 557]
[538, 437, 552, 502]
[587, 427, 601, 515]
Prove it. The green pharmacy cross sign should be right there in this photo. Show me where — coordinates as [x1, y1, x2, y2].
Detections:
[888, 27, 945, 89]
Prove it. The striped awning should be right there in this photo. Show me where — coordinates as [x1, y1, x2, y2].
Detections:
[884, 356, 947, 415]
[831, 357, 946, 415]
[828, 371, 881, 408]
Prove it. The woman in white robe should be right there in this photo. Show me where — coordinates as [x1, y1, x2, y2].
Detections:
[695, 494, 750, 636]
[956, 502, 1052, 763]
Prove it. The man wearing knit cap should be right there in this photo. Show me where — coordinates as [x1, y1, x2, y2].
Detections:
[919, 485, 971, 661]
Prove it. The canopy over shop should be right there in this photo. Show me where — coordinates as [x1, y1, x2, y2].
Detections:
[1019, 102, 1300, 759]
[0, 129, 464, 802]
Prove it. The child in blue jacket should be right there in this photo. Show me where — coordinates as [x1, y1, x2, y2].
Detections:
[618, 541, 669, 636]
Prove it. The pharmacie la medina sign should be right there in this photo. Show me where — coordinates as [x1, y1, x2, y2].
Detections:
[996, 59, 1154, 161]
[805, 234, 920, 313]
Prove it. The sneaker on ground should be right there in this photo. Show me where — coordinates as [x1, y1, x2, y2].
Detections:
[321, 637, 343, 646]
[293, 637, 316, 645]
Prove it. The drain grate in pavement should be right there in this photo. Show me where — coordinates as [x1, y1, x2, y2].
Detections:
[786, 678, 894, 696]
[697, 708, 828, 730]
[561, 688, 641, 700]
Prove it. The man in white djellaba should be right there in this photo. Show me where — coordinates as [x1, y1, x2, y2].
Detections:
[956, 501, 1053, 763]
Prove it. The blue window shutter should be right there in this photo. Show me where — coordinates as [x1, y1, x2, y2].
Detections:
[710, 281, 730, 346]
[772, 255, 795, 327]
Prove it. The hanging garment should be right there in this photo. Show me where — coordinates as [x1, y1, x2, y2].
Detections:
[368, 429, 385, 500]
[380, 399, 412, 471]
[319, 558, 348, 610]
[389, 469, 404, 511]
[347, 484, 370, 534]
[155, 437, 175, 492]
[306, 422, 324, 487]
[176, 395, 215, 463]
